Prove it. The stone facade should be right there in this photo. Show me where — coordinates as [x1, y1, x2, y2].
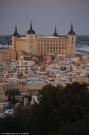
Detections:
[0, 49, 16, 63]
[12, 23, 76, 58]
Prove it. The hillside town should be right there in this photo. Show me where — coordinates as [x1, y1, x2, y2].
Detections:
[0, 23, 89, 118]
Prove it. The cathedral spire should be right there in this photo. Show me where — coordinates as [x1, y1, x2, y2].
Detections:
[13, 25, 19, 37]
[30, 21, 32, 29]
[68, 23, 75, 35]
[27, 21, 36, 34]
[70, 23, 73, 31]
[53, 26, 58, 36]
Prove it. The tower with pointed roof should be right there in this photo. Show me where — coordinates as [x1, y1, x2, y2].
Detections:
[12, 22, 76, 59]
[53, 26, 58, 36]
[67, 23, 76, 56]
[12, 25, 20, 50]
[26, 22, 37, 54]
[68, 23, 75, 35]
[27, 22, 36, 35]
[13, 25, 19, 37]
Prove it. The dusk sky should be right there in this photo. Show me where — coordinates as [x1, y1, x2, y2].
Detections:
[0, 0, 89, 35]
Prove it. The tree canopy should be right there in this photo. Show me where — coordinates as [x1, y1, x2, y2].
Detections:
[1, 82, 89, 135]
[28, 83, 89, 135]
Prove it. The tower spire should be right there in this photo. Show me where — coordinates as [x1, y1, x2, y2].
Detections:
[30, 21, 32, 29]
[13, 25, 19, 37]
[53, 26, 58, 36]
[68, 23, 75, 35]
[27, 21, 36, 34]
[15, 25, 17, 32]
[70, 23, 73, 32]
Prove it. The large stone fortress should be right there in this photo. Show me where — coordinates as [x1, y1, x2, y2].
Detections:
[12, 23, 76, 57]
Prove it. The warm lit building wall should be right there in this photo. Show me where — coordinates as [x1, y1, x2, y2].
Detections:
[37, 36, 68, 56]
[13, 38, 27, 51]
[0, 52, 5, 63]
[26, 34, 37, 54]
[17, 51, 24, 60]
[16, 40, 26, 50]
[74, 76, 89, 84]
[12, 34, 76, 57]
[12, 35, 37, 55]
[67, 35, 76, 56]
[12, 24, 76, 58]
[5, 49, 16, 61]
[0, 49, 16, 63]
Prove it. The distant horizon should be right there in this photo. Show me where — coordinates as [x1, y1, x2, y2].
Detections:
[0, 29, 89, 37]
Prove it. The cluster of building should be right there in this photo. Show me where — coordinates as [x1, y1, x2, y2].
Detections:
[0, 23, 76, 63]
[0, 23, 89, 113]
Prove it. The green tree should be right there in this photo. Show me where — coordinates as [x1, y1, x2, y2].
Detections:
[1, 82, 89, 134]
[27, 83, 89, 135]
